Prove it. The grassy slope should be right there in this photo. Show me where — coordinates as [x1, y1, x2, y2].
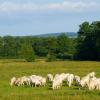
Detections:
[0, 60, 100, 100]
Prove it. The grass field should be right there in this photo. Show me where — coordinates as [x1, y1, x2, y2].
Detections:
[0, 59, 100, 100]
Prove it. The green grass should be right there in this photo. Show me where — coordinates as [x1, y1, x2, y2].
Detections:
[0, 60, 100, 100]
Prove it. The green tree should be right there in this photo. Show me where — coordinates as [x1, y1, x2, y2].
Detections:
[75, 21, 100, 60]
[57, 33, 73, 60]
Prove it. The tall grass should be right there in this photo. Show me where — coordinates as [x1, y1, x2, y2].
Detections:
[0, 60, 100, 100]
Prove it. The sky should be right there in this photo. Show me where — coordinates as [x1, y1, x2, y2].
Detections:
[0, 0, 100, 36]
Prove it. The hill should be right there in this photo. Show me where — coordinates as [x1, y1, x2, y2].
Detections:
[34, 32, 77, 38]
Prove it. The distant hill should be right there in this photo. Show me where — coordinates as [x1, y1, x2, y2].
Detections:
[34, 32, 77, 38]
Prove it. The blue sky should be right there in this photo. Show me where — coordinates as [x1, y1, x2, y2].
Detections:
[0, 0, 100, 36]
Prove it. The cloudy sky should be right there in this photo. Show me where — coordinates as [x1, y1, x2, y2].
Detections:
[0, 0, 100, 36]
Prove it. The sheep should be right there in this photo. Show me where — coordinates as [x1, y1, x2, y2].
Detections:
[29, 77, 35, 87]
[66, 74, 74, 87]
[10, 77, 17, 86]
[47, 74, 53, 82]
[14, 78, 22, 86]
[41, 77, 46, 86]
[52, 78, 63, 89]
[30, 77, 41, 87]
[88, 77, 97, 90]
[20, 76, 31, 86]
[10, 72, 99, 90]
[52, 73, 70, 89]
[87, 77, 100, 90]
[53, 74, 60, 80]
[96, 79, 100, 90]
[34, 79, 41, 87]
[29, 75, 47, 87]
[52, 74, 64, 89]
[87, 72, 95, 78]
[74, 75, 81, 86]
[80, 76, 90, 88]
[60, 73, 67, 81]
[80, 72, 96, 88]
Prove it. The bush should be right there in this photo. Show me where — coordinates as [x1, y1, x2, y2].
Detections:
[46, 54, 56, 62]
[57, 53, 73, 60]
[25, 54, 35, 62]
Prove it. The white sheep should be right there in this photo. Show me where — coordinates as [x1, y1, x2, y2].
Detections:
[52, 73, 69, 89]
[96, 78, 100, 90]
[74, 75, 81, 86]
[52, 78, 62, 89]
[10, 77, 17, 86]
[41, 77, 46, 86]
[47, 74, 53, 82]
[88, 77, 97, 90]
[30, 77, 41, 87]
[20, 76, 31, 86]
[10, 72, 99, 90]
[66, 74, 74, 87]
[87, 72, 95, 78]
[53, 74, 60, 80]
[87, 77, 100, 90]
[80, 76, 90, 88]
[80, 72, 96, 88]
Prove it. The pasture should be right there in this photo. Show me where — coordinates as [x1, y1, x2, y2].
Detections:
[0, 59, 100, 100]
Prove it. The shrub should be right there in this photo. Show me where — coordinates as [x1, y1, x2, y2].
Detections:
[46, 54, 56, 62]
[25, 53, 35, 62]
[57, 53, 73, 60]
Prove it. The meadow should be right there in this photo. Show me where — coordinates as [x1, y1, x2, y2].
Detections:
[0, 59, 100, 100]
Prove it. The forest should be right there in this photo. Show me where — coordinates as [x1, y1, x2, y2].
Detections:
[0, 21, 100, 61]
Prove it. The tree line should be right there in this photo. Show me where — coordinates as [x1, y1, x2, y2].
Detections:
[0, 34, 75, 61]
[0, 21, 100, 61]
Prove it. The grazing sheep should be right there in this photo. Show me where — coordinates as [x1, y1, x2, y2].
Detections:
[88, 77, 97, 90]
[80, 72, 96, 88]
[52, 73, 70, 89]
[41, 77, 46, 86]
[29, 75, 47, 87]
[10, 77, 17, 86]
[80, 76, 90, 88]
[87, 72, 95, 78]
[47, 74, 53, 82]
[52, 78, 62, 89]
[20, 76, 31, 86]
[10, 72, 100, 91]
[15, 78, 22, 86]
[87, 77, 100, 90]
[52, 73, 63, 89]
[96, 78, 100, 90]
[74, 75, 81, 86]
[53, 74, 60, 80]
[30, 77, 41, 87]
[66, 74, 74, 87]
[34, 79, 41, 87]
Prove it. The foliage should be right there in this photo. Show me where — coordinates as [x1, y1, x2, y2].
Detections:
[0, 21, 100, 61]
[25, 53, 35, 62]
[57, 33, 70, 53]
[75, 21, 100, 61]
[46, 53, 56, 62]
[57, 53, 73, 60]
[0, 33, 75, 60]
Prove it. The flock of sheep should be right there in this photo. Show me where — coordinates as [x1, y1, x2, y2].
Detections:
[10, 72, 100, 90]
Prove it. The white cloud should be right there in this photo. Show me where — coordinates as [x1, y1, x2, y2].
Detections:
[0, 1, 99, 13]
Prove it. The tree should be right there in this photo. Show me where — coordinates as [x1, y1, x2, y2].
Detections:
[56, 33, 73, 60]
[32, 38, 48, 57]
[75, 21, 100, 60]
[57, 33, 70, 53]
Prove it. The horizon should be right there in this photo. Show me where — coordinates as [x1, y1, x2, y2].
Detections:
[0, 0, 99, 36]
[0, 32, 76, 37]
